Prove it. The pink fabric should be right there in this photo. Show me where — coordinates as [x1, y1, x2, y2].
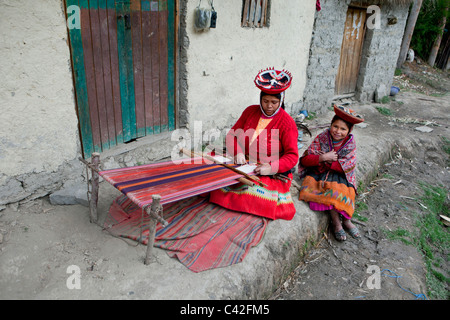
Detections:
[309, 201, 351, 220]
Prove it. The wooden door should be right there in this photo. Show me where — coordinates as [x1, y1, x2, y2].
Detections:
[65, 0, 176, 158]
[335, 7, 367, 96]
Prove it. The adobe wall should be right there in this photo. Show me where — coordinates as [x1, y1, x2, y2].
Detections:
[0, 0, 81, 206]
[0, 0, 316, 207]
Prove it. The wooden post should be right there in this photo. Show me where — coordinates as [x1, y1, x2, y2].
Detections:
[428, 10, 447, 67]
[144, 194, 163, 265]
[396, 0, 423, 69]
[89, 152, 100, 223]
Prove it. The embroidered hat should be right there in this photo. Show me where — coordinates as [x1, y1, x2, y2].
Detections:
[333, 104, 364, 124]
[254, 68, 292, 94]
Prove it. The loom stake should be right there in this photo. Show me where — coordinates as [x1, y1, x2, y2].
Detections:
[145, 194, 163, 265]
[79, 153, 100, 223]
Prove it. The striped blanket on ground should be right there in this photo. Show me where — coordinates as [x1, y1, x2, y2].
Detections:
[105, 194, 268, 272]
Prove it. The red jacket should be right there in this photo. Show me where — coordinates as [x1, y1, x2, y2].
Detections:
[225, 105, 298, 174]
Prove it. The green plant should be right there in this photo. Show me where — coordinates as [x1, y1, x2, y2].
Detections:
[384, 228, 414, 245]
[388, 182, 449, 299]
[353, 201, 369, 222]
[382, 182, 449, 299]
[442, 136, 450, 156]
[380, 96, 391, 104]
[382, 173, 394, 179]
[410, 0, 450, 61]
[306, 111, 317, 121]
[375, 106, 393, 116]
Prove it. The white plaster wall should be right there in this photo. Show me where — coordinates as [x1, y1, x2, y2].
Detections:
[183, 0, 315, 131]
[0, 0, 78, 177]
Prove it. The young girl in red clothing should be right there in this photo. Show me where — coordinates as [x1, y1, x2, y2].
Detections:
[209, 68, 298, 220]
[298, 105, 364, 241]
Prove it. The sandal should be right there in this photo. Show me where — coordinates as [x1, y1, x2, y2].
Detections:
[334, 228, 347, 241]
[347, 227, 361, 239]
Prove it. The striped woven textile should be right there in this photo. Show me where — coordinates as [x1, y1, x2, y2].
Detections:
[99, 157, 246, 208]
[105, 195, 268, 272]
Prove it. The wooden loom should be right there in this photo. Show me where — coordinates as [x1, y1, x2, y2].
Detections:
[79, 149, 260, 265]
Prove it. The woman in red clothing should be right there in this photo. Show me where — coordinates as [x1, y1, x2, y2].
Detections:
[209, 68, 299, 220]
[298, 105, 364, 241]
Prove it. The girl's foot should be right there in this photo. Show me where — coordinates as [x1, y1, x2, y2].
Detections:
[343, 219, 361, 239]
[330, 209, 346, 241]
[334, 228, 346, 241]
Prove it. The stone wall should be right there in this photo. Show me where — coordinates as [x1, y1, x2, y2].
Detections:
[356, 4, 409, 102]
[301, 0, 351, 114]
[302, 0, 409, 114]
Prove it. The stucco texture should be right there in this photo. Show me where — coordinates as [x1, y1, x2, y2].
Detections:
[183, 0, 315, 132]
[0, 0, 79, 177]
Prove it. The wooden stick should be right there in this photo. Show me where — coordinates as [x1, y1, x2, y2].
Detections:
[79, 156, 100, 173]
[145, 194, 162, 265]
[145, 203, 169, 227]
[180, 148, 265, 187]
[89, 153, 100, 223]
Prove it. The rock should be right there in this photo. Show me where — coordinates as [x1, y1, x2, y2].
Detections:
[414, 126, 433, 133]
[49, 181, 89, 206]
[374, 84, 387, 102]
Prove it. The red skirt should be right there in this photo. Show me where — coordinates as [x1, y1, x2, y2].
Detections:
[209, 174, 296, 220]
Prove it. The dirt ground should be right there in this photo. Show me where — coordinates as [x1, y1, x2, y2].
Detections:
[271, 59, 450, 300]
[0, 59, 448, 300]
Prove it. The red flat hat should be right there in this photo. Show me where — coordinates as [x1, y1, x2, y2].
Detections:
[254, 68, 292, 94]
[333, 104, 364, 124]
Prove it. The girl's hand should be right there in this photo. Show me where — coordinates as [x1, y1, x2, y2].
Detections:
[235, 153, 247, 165]
[319, 151, 338, 163]
[254, 163, 273, 176]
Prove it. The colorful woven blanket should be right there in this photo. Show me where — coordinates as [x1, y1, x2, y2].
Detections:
[99, 158, 246, 208]
[105, 195, 268, 272]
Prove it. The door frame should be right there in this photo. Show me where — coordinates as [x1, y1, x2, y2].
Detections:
[64, 0, 178, 159]
[335, 5, 368, 97]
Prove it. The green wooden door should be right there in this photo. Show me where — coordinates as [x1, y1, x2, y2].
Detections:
[66, 0, 175, 158]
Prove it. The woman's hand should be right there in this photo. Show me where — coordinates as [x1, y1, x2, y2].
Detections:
[254, 163, 273, 176]
[235, 153, 247, 165]
[318, 150, 338, 163]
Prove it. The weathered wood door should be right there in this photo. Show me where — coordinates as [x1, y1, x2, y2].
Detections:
[335, 7, 367, 95]
[66, 0, 175, 158]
